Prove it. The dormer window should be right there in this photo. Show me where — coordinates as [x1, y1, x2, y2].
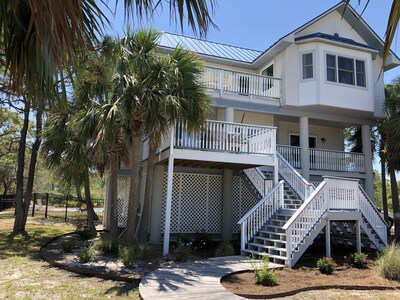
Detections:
[326, 54, 366, 87]
[302, 53, 313, 80]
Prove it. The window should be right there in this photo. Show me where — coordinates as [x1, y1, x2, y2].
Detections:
[326, 54, 366, 87]
[262, 64, 274, 77]
[290, 135, 316, 148]
[302, 53, 313, 80]
[262, 64, 274, 90]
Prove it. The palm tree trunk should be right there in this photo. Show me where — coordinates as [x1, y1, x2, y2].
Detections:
[109, 152, 119, 251]
[22, 107, 43, 229]
[380, 150, 390, 233]
[136, 144, 156, 242]
[13, 99, 31, 234]
[389, 166, 400, 241]
[126, 131, 141, 244]
[76, 184, 84, 205]
[84, 169, 97, 237]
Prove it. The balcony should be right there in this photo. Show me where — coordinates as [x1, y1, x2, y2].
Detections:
[201, 66, 281, 101]
[153, 120, 277, 168]
[277, 145, 366, 174]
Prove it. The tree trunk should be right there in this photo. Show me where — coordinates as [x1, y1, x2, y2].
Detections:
[76, 184, 84, 205]
[22, 107, 43, 229]
[13, 99, 31, 234]
[380, 150, 390, 233]
[389, 166, 400, 241]
[84, 169, 97, 237]
[136, 144, 156, 242]
[125, 131, 141, 244]
[109, 152, 119, 251]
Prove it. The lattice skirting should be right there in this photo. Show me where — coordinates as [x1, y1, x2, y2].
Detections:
[116, 172, 259, 234]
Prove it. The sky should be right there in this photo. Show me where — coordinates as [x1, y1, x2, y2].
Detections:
[103, 0, 400, 83]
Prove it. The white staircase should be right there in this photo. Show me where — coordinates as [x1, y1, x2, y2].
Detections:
[239, 154, 388, 267]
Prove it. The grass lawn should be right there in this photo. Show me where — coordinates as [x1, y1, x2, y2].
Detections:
[0, 211, 140, 300]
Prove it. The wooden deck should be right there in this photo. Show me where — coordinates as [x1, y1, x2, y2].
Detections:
[139, 256, 283, 299]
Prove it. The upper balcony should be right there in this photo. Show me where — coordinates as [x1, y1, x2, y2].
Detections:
[201, 66, 282, 104]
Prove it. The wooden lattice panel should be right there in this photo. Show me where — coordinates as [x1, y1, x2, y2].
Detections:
[117, 175, 130, 228]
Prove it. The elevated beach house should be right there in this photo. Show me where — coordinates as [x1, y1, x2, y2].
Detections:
[104, 2, 399, 267]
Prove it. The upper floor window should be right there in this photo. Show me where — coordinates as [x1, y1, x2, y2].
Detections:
[326, 54, 366, 87]
[262, 64, 274, 77]
[302, 53, 313, 80]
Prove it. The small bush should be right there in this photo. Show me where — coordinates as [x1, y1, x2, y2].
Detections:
[76, 224, 92, 240]
[135, 243, 159, 260]
[250, 256, 277, 286]
[119, 245, 136, 268]
[77, 247, 92, 263]
[193, 229, 212, 250]
[378, 243, 400, 280]
[317, 257, 337, 275]
[90, 238, 118, 255]
[174, 241, 190, 262]
[215, 241, 235, 257]
[60, 240, 75, 253]
[348, 253, 368, 269]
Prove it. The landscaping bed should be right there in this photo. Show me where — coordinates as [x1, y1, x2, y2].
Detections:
[222, 258, 400, 299]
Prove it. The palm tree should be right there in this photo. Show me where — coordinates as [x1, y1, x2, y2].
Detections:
[384, 78, 400, 241]
[135, 47, 211, 241]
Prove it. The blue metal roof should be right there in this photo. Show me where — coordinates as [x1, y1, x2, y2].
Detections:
[295, 32, 378, 51]
[158, 32, 262, 63]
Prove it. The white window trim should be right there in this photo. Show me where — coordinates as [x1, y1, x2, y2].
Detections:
[300, 51, 315, 82]
[324, 51, 368, 90]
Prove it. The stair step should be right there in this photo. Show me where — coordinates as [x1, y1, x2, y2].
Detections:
[253, 236, 286, 244]
[247, 242, 286, 252]
[243, 249, 288, 261]
[258, 230, 286, 236]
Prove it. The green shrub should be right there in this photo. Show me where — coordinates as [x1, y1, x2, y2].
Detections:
[174, 241, 190, 262]
[90, 238, 118, 255]
[215, 241, 235, 257]
[135, 243, 159, 260]
[75, 223, 92, 240]
[250, 256, 277, 286]
[348, 253, 368, 269]
[378, 243, 400, 280]
[193, 229, 212, 250]
[317, 257, 337, 275]
[60, 240, 75, 253]
[118, 245, 136, 268]
[77, 247, 92, 263]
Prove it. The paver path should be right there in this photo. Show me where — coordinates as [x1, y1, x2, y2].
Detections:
[139, 255, 282, 300]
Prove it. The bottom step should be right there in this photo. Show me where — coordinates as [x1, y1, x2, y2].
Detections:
[242, 249, 288, 262]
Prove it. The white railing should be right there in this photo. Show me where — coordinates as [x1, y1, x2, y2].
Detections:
[202, 66, 281, 99]
[283, 181, 328, 265]
[237, 181, 284, 252]
[284, 176, 388, 266]
[243, 168, 274, 197]
[277, 145, 301, 169]
[277, 153, 314, 201]
[310, 149, 365, 173]
[174, 120, 276, 155]
[358, 186, 387, 245]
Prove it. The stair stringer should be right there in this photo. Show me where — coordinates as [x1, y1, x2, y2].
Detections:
[360, 217, 385, 251]
[290, 217, 327, 267]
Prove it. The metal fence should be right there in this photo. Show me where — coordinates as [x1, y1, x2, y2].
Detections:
[0, 193, 104, 223]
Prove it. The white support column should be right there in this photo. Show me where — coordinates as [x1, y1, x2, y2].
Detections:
[325, 220, 331, 258]
[300, 116, 310, 180]
[149, 165, 164, 244]
[163, 128, 175, 256]
[361, 124, 374, 201]
[225, 107, 234, 122]
[222, 169, 233, 241]
[356, 219, 362, 253]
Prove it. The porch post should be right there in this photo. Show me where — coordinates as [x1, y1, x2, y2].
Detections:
[103, 176, 111, 230]
[163, 128, 175, 256]
[299, 116, 310, 180]
[361, 124, 374, 201]
[356, 219, 362, 253]
[223, 169, 233, 241]
[225, 107, 234, 122]
[325, 220, 331, 258]
[150, 165, 164, 244]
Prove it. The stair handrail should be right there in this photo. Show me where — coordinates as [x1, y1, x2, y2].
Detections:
[283, 181, 328, 267]
[243, 168, 272, 197]
[277, 152, 314, 201]
[358, 186, 388, 245]
[237, 180, 285, 252]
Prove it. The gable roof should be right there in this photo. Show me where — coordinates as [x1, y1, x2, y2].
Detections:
[157, 1, 400, 70]
[158, 32, 262, 63]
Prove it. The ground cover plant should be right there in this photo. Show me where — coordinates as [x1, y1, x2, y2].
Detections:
[0, 210, 140, 299]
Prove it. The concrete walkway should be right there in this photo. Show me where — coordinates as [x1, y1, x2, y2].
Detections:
[139, 256, 282, 300]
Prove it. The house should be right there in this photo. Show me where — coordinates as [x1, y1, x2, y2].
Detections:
[104, 2, 399, 267]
